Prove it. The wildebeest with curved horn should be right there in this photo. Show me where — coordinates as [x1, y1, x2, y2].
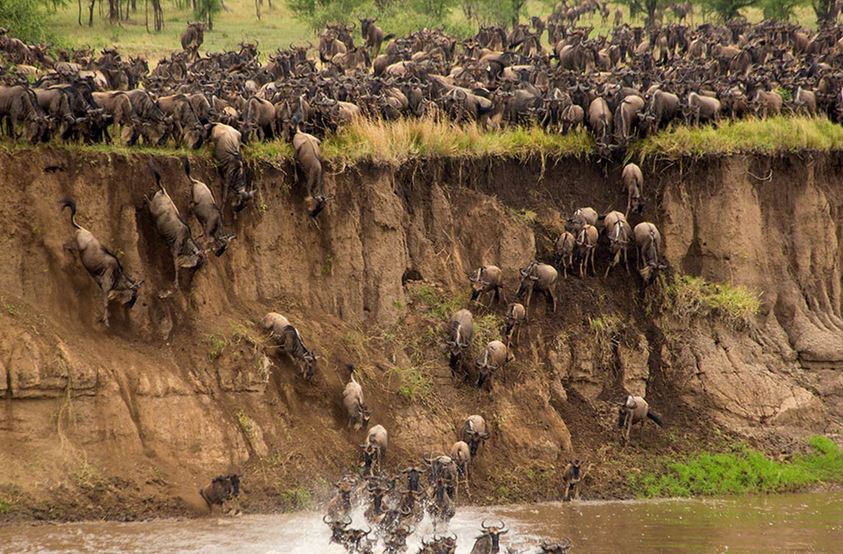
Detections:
[468, 265, 504, 307]
[146, 161, 205, 294]
[325, 477, 355, 520]
[516, 260, 558, 314]
[561, 459, 585, 501]
[360, 17, 395, 58]
[446, 309, 474, 379]
[59, 198, 142, 327]
[470, 519, 509, 554]
[575, 224, 599, 278]
[603, 211, 632, 278]
[183, 157, 234, 257]
[621, 163, 644, 216]
[633, 221, 666, 286]
[199, 473, 240, 514]
[260, 312, 317, 380]
[342, 364, 371, 430]
[618, 395, 663, 443]
[462, 414, 490, 458]
[475, 340, 513, 391]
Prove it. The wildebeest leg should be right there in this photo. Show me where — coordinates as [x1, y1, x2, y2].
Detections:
[547, 289, 556, 313]
[624, 411, 633, 443]
[604, 257, 613, 279]
[624, 249, 630, 275]
[590, 248, 597, 275]
[101, 292, 111, 327]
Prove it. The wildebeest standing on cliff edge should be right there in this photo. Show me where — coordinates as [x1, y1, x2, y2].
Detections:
[60, 198, 142, 327]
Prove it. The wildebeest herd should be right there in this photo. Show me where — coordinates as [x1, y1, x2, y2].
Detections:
[5, 4, 795, 549]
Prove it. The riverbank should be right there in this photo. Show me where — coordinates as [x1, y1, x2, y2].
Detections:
[0, 146, 841, 523]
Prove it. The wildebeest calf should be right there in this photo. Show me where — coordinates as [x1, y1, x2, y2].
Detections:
[199, 473, 240, 514]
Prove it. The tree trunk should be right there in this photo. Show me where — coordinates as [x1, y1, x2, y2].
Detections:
[88, 0, 96, 26]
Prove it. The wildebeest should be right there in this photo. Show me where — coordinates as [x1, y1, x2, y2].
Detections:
[427, 478, 456, 528]
[501, 302, 526, 348]
[260, 312, 317, 380]
[468, 265, 504, 307]
[198, 473, 240, 514]
[450, 440, 471, 494]
[618, 395, 663, 443]
[603, 211, 632, 278]
[446, 309, 474, 379]
[686, 91, 721, 125]
[561, 459, 585, 501]
[342, 365, 371, 430]
[475, 340, 513, 390]
[360, 18, 395, 58]
[60, 198, 142, 327]
[588, 96, 612, 147]
[208, 123, 254, 213]
[183, 158, 234, 257]
[418, 533, 458, 554]
[633, 221, 666, 285]
[361, 424, 388, 476]
[323, 515, 353, 546]
[293, 129, 327, 218]
[180, 22, 205, 58]
[146, 161, 205, 293]
[516, 261, 558, 314]
[462, 414, 490, 458]
[554, 231, 576, 278]
[470, 520, 509, 554]
[575, 224, 599, 278]
[621, 162, 644, 216]
[325, 478, 355, 520]
[539, 538, 574, 553]
[0, 84, 49, 143]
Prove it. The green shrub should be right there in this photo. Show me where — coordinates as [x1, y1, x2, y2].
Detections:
[390, 365, 433, 401]
[666, 275, 761, 328]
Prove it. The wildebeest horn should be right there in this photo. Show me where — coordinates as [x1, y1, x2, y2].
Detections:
[322, 514, 331, 523]
[481, 518, 492, 529]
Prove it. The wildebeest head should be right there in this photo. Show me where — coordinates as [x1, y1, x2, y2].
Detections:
[477, 519, 509, 551]
[568, 459, 582, 480]
[323, 514, 352, 544]
[540, 538, 574, 553]
[113, 272, 143, 309]
[401, 466, 422, 492]
[516, 260, 539, 298]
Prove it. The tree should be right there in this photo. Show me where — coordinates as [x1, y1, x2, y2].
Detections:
[700, 0, 759, 20]
[812, 0, 840, 25]
[620, 0, 667, 28]
[195, 0, 222, 30]
[0, 0, 56, 42]
[761, 0, 807, 20]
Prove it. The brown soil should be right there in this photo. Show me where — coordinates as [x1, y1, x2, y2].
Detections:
[0, 149, 841, 522]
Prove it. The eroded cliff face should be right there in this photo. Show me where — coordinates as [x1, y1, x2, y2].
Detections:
[0, 149, 840, 520]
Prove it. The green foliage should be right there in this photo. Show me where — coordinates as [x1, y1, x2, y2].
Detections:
[390, 365, 433, 401]
[194, 0, 223, 29]
[631, 436, 843, 497]
[0, 0, 55, 43]
[412, 283, 465, 321]
[235, 410, 256, 437]
[285, 0, 369, 31]
[280, 487, 312, 510]
[700, 0, 759, 20]
[205, 334, 226, 360]
[665, 275, 761, 328]
[620, 0, 666, 25]
[0, 498, 13, 514]
[762, 0, 807, 19]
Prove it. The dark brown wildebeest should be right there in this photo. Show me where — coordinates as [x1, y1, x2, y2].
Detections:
[0, 85, 49, 143]
[60, 198, 142, 327]
[199, 473, 240, 514]
[180, 22, 205, 59]
[621, 163, 644, 216]
[183, 158, 234, 257]
[470, 520, 509, 554]
[360, 18, 394, 58]
[146, 162, 205, 294]
[561, 459, 585, 501]
[292, 129, 327, 218]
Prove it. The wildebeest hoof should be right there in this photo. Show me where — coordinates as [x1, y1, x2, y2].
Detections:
[306, 195, 327, 219]
[214, 243, 227, 257]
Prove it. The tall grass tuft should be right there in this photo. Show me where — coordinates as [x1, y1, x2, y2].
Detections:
[634, 116, 843, 159]
[666, 275, 761, 328]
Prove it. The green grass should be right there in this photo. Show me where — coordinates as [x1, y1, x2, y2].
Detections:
[631, 436, 843, 498]
[235, 409, 256, 437]
[411, 283, 466, 321]
[0, 498, 14, 514]
[46, 0, 311, 61]
[666, 275, 761, 328]
[390, 365, 433, 402]
[279, 487, 312, 511]
[205, 334, 226, 360]
[634, 116, 843, 160]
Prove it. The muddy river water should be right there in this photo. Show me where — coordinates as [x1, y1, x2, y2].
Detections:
[1, 492, 841, 553]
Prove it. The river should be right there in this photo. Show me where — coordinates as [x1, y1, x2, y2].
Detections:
[1, 492, 841, 553]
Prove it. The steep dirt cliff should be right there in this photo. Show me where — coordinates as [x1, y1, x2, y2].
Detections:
[0, 148, 840, 521]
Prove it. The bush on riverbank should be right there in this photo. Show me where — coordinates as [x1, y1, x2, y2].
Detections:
[631, 436, 843, 497]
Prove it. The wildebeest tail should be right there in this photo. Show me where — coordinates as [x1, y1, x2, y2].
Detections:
[383, 33, 396, 42]
[647, 409, 663, 426]
[148, 159, 163, 190]
[59, 197, 81, 229]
